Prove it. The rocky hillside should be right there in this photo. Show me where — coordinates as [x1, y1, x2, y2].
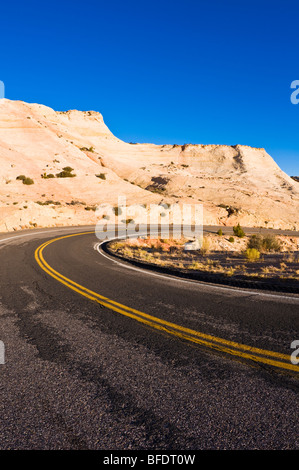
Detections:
[0, 98, 298, 232]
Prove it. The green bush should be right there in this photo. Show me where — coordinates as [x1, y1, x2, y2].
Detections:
[245, 248, 260, 261]
[228, 236, 234, 243]
[262, 235, 281, 252]
[56, 167, 76, 178]
[22, 177, 34, 185]
[16, 175, 26, 181]
[247, 235, 262, 250]
[233, 223, 245, 238]
[41, 173, 55, 179]
[247, 234, 281, 252]
[62, 166, 74, 173]
[217, 229, 223, 236]
[95, 173, 106, 180]
[36, 200, 61, 206]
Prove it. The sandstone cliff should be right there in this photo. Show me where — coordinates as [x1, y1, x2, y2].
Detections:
[0, 99, 298, 232]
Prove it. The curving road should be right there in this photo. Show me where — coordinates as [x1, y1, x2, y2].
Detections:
[0, 226, 298, 450]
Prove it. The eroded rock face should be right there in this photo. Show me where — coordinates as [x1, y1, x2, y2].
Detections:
[0, 98, 298, 232]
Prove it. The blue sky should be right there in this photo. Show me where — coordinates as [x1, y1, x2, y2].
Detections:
[1, 0, 299, 175]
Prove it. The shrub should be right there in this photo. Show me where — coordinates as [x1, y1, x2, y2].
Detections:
[260, 235, 281, 252]
[245, 248, 260, 261]
[96, 173, 106, 180]
[36, 200, 61, 206]
[67, 200, 86, 206]
[228, 236, 234, 243]
[233, 223, 245, 238]
[227, 266, 235, 276]
[41, 173, 55, 179]
[217, 229, 223, 236]
[113, 206, 122, 216]
[247, 234, 281, 252]
[247, 234, 261, 249]
[22, 177, 34, 185]
[124, 218, 134, 225]
[62, 166, 74, 173]
[56, 167, 76, 178]
[16, 175, 34, 185]
[200, 237, 210, 255]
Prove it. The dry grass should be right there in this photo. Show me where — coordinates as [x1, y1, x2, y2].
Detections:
[109, 234, 299, 282]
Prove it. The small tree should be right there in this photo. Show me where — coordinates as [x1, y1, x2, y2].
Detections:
[233, 223, 245, 238]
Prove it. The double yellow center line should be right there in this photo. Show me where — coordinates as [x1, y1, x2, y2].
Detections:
[35, 232, 298, 373]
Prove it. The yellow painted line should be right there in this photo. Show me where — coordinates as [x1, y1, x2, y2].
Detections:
[35, 232, 299, 372]
[36, 235, 292, 361]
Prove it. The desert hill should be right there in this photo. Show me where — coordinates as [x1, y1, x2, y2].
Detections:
[0, 98, 298, 232]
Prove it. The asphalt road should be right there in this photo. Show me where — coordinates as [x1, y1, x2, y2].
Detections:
[0, 226, 298, 450]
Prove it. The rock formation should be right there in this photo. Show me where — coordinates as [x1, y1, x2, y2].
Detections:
[0, 99, 298, 232]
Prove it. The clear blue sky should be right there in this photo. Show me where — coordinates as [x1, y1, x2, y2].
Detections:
[1, 0, 299, 175]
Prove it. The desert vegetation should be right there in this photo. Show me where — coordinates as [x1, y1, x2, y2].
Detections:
[55, 167, 76, 178]
[107, 233, 299, 284]
[233, 223, 245, 238]
[95, 173, 106, 180]
[80, 146, 95, 152]
[16, 175, 34, 185]
[247, 234, 281, 252]
[36, 200, 61, 206]
[41, 173, 55, 179]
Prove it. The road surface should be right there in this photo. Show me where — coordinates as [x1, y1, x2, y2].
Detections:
[0, 226, 298, 450]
